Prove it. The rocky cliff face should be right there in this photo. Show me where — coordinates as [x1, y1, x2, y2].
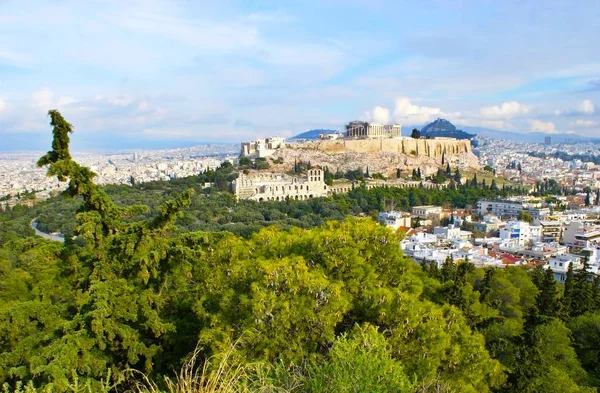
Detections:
[270, 138, 480, 177]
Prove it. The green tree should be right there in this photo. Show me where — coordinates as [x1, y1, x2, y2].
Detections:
[535, 267, 561, 319]
[305, 324, 414, 393]
[571, 256, 596, 317]
[517, 210, 534, 224]
[411, 128, 421, 139]
[569, 312, 600, 382]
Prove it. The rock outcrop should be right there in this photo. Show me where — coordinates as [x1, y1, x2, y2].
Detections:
[269, 137, 480, 177]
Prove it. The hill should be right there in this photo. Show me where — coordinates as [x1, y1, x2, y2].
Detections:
[289, 129, 338, 141]
[421, 118, 475, 140]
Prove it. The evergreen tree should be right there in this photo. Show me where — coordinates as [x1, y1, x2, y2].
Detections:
[446, 163, 451, 175]
[472, 173, 478, 188]
[441, 152, 446, 165]
[396, 168, 401, 178]
[491, 178, 498, 191]
[454, 168, 461, 183]
[536, 267, 561, 319]
[478, 268, 496, 301]
[571, 256, 595, 317]
[417, 167, 422, 180]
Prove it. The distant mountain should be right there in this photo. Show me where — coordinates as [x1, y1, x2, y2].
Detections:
[421, 119, 475, 140]
[289, 129, 338, 141]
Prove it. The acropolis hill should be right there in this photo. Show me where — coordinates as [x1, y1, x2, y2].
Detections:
[269, 137, 479, 177]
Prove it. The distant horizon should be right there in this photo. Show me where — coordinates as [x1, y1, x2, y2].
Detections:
[1, 1, 599, 149]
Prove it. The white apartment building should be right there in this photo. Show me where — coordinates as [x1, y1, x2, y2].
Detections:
[537, 220, 563, 243]
[433, 224, 472, 241]
[477, 200, 549, 219]
[412, 205, 443, 219]
[499, 221, 542, 247]
[562, 221, 600, 248]
[379, 211, 412, 230]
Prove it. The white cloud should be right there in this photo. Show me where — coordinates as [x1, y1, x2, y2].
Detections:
[57, 96, 76, 107]
[453, 118, 516, 131]
[480, 101, 530, 119]
[531, 119, 557, 133]
[393, 97, 444, 124]
[0, 98, 7, 113]
[555, 99, 596, 116]
[363, 105, 391, 124]
[579, 99, 595, 114]
[570, 119, 598, 127]
[32, 88, 53, 112]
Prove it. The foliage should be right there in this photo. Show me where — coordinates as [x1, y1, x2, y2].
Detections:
[1, 111, 600, 392]
[304, 324, 413, 393]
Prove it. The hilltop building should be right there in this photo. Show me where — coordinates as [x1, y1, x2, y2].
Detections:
[241, 137, 285, 158]
[345, 121, 402, 139]
[232, 169, 328, 202]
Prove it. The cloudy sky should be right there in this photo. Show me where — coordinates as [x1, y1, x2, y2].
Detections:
[1, 0, 600, 150]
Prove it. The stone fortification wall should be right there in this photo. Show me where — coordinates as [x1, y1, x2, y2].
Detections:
[294, 138, 471, 157]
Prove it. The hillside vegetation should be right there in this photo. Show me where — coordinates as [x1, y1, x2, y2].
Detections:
[1, 111, 600, 392]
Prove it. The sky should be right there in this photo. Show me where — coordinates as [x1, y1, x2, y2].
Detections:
[1, 0, 600, 150]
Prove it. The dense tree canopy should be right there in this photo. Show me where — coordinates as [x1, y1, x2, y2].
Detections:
[1, 111, 599, 392]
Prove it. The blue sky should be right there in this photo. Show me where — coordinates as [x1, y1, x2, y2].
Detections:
[1, 0, 600, 150]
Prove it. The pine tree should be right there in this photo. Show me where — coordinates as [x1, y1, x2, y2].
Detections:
[571, 256, 595, 317]
[478, 268, 495, 301]
[472, 173, 478, 188]
[396, 168, 401, 178]
[536, 267, 561, 319]
[417, 168, 422, 180]
[441, 152, 446, 165]
[446, 163, 451, 175]
[561, 262, 575, 319]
